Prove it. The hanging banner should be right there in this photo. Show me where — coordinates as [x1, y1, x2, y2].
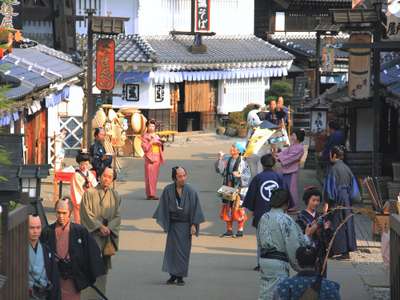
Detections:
[386, 0, 400, 41]
[321, 36, 336, 73]
[96, 38, 115, 91]
[348, 33, 371, 99]
[195, 0, 211, 32]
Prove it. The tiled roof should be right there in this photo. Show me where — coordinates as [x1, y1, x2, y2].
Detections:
[269, 32, 349, 60]
[0, 41, 83, 100]
[145, 35, 294, 65]
[77, 34, 294, 68]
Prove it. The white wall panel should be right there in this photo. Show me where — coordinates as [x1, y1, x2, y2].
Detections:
[218, 77, 269, 114]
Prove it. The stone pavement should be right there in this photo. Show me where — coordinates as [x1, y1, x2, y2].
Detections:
[41, 133, 387, 300]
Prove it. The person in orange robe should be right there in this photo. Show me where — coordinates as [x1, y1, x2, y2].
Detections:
[70, 151, 97, 224]
[141, 119, 165, 200]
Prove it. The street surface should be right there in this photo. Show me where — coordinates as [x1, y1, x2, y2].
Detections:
[43, 134, 378, 300]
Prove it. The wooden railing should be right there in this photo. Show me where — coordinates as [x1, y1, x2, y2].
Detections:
[0, 205, 29, 300]
[390, 214, 400, 300]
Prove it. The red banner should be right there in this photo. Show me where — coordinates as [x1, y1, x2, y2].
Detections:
[96, 38, 115, 91]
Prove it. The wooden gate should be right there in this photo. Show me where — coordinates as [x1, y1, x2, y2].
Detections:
[0, 206, 29, 300]
[25, 109, 47, 164]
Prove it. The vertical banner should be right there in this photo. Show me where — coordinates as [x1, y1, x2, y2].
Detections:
[386, 0, 400, 41]
[348, 33, 371, 99]
[96, 38, 115, 91]
[321, 36, 336, 73]
[195, 0, 211, 32]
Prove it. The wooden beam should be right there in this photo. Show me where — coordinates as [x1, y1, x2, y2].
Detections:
[170, 31, 216, 36]
[340, 41, 400, 51]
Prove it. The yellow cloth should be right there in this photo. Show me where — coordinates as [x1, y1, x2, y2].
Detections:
[152, 144, 160, 153]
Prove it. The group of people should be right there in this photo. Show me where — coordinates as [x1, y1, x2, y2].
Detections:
[27, 111, 358, 299]
[28, 167, 121, 300]
[214, 113, 359, 299]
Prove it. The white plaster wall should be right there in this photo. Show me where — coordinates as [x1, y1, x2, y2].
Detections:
[112, 81, 172, 110]
[76, 0, 139, 35]
[138, 0, 254, 35]
[76, 0, 255, 35]
[57, 85, 85, 117]
[356, 108, 373, 151]
[218, 77, 269, 114]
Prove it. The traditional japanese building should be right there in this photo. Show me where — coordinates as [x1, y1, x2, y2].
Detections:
[254, 0, 352, 100]
[0, 41, 83, 165]
[76, 0, 294, 131]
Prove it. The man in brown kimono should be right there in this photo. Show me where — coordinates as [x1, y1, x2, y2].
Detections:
[80, 167, 122, 299]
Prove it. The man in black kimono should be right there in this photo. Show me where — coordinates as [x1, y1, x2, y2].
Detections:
[28, 214, 60, 300]
[90, 128, 112, 178]
[153, 167, 205, 286]
[41, 198, 106, 299]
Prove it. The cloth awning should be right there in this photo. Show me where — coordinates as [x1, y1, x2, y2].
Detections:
[150, 67, 288, 84]
[44, 86, 70, 108]
[115, 71, 151, 84]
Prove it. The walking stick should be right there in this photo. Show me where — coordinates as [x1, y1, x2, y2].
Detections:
[90, 284, 109, 300]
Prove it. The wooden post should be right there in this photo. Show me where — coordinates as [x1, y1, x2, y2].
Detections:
[86, 9, 96, 150]
[315, 32, 321, 97]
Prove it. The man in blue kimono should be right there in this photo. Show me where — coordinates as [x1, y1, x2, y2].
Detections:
[90, 128, 112, 179]
[273, 246, 341, 300]
[243, 154, 285, 271]
[323, 146, 360, 260]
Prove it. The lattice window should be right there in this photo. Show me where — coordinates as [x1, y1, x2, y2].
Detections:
[59, 117, 83, 150]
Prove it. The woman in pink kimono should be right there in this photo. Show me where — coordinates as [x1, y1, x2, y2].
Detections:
[70, 151, 97, 224]
[274, 129, 305, 211]
[141, 119, 165, 200]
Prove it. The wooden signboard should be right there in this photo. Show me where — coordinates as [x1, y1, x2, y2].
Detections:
[96, 38, 115, 91]
[195, 0, 211, 32]
[348, 33, 371, 99]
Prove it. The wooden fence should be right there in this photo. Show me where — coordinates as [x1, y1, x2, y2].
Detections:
[0, 205, 29, 300]
[390, 214, 400, 300]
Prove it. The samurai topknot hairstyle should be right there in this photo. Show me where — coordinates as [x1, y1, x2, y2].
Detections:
[302, 187, 322, 206]
[296, 246, 318, 268]
[331, 145, 345, 160]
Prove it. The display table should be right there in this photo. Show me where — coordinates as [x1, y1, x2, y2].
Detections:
[54, 170, 75, 199]
[156, 130, 178, 142]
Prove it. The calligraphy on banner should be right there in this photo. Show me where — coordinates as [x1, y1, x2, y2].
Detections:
[195, 0, 210, 32]
[348, 33, 371, 100]
[386, 0, 400, 41]
[321, 36, 336, 73]
[96, 38, 115, 91]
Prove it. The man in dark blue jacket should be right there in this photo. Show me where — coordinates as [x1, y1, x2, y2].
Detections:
[321, 121, 345, 161]
[243, 153, 286, 271]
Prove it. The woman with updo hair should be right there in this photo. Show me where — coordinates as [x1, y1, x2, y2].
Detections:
[70, 151, 98, 223]
[141, 119, 165, 200]
[323, 145, 360, 260]
[273, 129, 305, 211]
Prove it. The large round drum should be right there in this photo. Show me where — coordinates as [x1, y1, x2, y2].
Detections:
[131, 112, 147, 134]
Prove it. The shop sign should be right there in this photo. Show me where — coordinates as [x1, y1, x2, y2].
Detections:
[96, 38, 115, 91]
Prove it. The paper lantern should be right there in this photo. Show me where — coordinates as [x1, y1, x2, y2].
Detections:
[131, 112, 147, 134]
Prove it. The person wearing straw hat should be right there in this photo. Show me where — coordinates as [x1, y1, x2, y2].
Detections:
[273, 246, 341, 300]
[216, 141, 250, 237]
